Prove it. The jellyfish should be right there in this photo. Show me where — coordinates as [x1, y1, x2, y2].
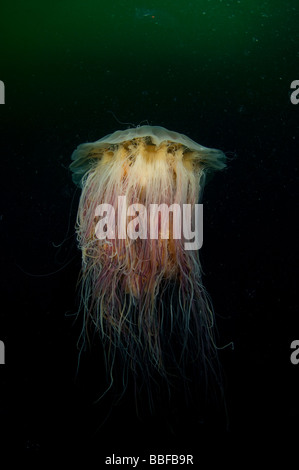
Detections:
[70, 125, 226, 399]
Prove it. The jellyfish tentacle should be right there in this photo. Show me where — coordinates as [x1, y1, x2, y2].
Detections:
[70, 126, 226, 395]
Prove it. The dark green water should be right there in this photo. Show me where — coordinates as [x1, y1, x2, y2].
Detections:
[1, 0, 298, 464]
[1, 0, 298, 135]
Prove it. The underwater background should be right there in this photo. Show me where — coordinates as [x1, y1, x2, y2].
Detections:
[0, 0, 298, 464]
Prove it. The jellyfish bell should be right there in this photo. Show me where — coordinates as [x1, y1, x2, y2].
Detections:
[70, 125, 226, 187]
[70, 125, 226, 400]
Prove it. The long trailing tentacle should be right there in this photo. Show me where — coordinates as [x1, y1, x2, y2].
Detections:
[73, 135, 225, 395]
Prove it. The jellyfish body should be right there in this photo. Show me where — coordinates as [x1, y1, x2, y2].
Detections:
[70, 126, 226, 394]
